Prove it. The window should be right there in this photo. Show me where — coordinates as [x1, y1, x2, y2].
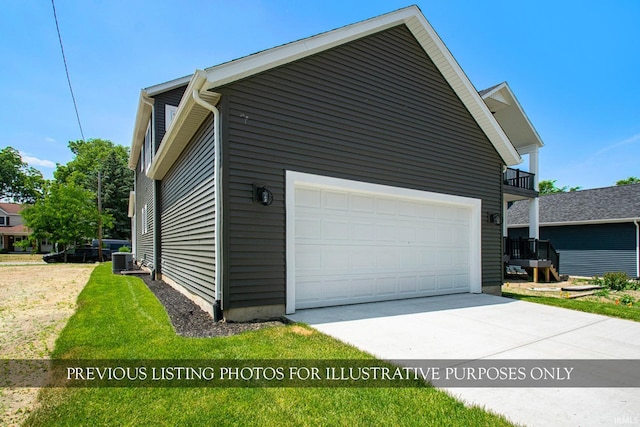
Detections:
[141, 204, 148, 234]
[0, 217, 4, 225]
[144, 121, 152, 172]
[165, 105, 178, 131]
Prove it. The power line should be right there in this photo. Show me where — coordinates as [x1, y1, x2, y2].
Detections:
[51, 0, 86, 141]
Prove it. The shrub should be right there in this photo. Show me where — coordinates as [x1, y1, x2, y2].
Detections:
[619, 295, 635, 306]
[117, 246, 131, 253]
[603, 272, 631, 291]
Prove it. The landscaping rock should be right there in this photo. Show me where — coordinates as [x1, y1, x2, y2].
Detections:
[140, 274, 285, 337]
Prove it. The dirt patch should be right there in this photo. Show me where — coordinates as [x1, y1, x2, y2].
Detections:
[503, 278, 640, 306]
[0, 263, 95, 427]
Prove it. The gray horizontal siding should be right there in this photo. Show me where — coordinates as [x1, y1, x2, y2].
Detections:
[135, 156, 154, 268]
[556, 250, 636, 277]
[219, 24, 504, 309]
[160, 115, 216, 303]
[509, 223, 637, 277]
[153, 85, 188, 151]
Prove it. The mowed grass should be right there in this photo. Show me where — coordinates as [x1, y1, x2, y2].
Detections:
[25, 264, 514, 426]
[503, 291, 640, 322]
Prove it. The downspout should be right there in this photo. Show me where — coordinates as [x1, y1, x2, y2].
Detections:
[192, 89, 223, 320]
[635, 220, 639, 279]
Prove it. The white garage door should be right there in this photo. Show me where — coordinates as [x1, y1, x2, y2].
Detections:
[286, 172, 482, 312]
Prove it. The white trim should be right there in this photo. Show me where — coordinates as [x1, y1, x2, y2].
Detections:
[285, 171, 482, 314]
[199, 6, 519, 167]
[145, 75, 192, 97]
[129, 92, 154, 169]
[165, 104, 179, 131]
[141, 6, 521, 178]
[635, 220, 639, 279]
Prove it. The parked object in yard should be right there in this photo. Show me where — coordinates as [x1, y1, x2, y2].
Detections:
[91, 239, 132, 260]
[43, 246, 105, 263]
[505, 264, 529, 279]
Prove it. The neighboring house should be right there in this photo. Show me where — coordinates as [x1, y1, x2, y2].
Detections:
[128, 6, 544, 321]
[507, 184, 640, 278]
[0, 203, 54, 253]
[0, 203, 29, 252]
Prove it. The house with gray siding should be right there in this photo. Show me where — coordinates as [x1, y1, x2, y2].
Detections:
[128, 6, 544, 321]
[508, 184, 640, 278]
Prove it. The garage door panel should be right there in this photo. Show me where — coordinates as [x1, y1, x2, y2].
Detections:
[292, 181, 475, 310]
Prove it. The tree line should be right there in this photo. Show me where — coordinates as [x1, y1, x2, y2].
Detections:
[539, 177, 639, 195]
[0, 140, 133, 252]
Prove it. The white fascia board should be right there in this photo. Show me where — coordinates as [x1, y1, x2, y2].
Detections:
[202, 7, 412, 91]
[481, 82, 507, 99]
[404, 14, 521, 166]
[145, 74, 192, 97]
[199, 5, 521, 167]
[146, 71, 220, 180]
[128, 91, 154, 170]
[508, 217, 640, 228]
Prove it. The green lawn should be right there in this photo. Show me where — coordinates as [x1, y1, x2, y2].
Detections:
[25, 264, 514, 426]
[502, 291, 640, 322]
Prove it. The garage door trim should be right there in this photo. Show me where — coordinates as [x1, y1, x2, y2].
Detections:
[286, 171, 482, 314]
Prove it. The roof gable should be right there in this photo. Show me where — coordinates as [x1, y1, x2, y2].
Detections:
[0, 203, 23, 215]
[508, 184, 640, 226]
[137, 5, 522, 178]
[480, 82, 544, 155]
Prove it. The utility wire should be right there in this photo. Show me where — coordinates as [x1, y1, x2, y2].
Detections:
[51, 0, 86, 141]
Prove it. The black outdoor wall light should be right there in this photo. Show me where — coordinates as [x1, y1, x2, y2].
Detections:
[489, 213, 501, 225]
[253, 184, 274, 206]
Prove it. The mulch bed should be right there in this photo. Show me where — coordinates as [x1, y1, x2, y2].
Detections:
[139, 274, 285, 338]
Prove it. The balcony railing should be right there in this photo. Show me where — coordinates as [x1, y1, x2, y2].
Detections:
[504, 168, 535, 191]
[505, 237, 560, 273]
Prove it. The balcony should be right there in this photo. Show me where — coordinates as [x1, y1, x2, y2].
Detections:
[503, 168, 538, 201]
[504, 237, 561, 282]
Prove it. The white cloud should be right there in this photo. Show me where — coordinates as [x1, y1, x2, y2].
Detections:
[45, 137, 56, 143]
[593, 132, 640, 156]
[19, 152, 56, 168]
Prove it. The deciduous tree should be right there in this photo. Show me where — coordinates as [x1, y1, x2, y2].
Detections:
[54, 139, 133, 239]
[538, 180, 581, 195]
[0, 147, 45, 203]
[615, 177, 640, 186]
[21, 182, 112, 261]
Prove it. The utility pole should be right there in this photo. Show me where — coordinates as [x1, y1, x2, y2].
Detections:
[97, 170, 103, 261]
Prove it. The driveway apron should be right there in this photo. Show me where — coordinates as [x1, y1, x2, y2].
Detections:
[287, 293, 640, 426]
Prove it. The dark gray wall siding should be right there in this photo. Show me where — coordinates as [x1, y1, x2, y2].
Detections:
[218, 25, 504, 309]
[160, 115, 216, 303]
[153, 85, 188, 151]
[134, 156, 154, 267]
[509, 223, 637, 277]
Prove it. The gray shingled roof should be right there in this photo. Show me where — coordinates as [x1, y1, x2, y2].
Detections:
[507, 183, 640, 225]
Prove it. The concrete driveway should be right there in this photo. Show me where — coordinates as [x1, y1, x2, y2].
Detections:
[287, 293, 640, 426]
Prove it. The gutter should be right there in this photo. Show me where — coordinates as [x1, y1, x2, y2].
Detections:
[191, 88, 224, 321]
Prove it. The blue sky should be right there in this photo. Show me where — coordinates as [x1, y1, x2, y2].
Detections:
[1, 0, 638, 189]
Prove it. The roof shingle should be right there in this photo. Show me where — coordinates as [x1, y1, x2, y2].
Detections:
[507, 183, 640, 225]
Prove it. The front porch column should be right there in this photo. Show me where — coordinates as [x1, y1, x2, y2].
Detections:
[528, 148, 540, 239]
